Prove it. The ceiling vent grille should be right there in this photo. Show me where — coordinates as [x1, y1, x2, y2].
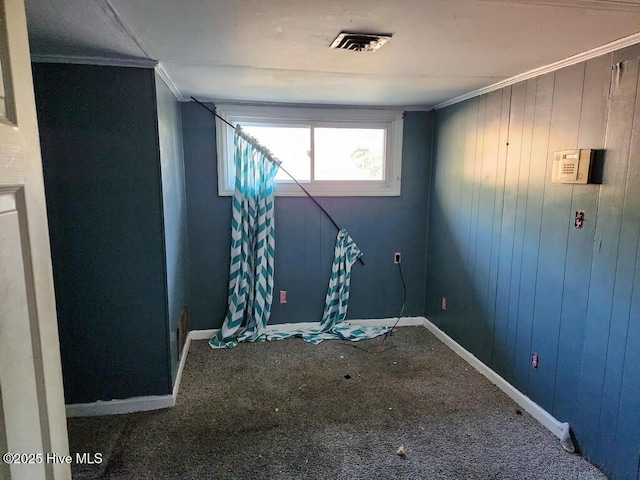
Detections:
[329, 32, 392, 52]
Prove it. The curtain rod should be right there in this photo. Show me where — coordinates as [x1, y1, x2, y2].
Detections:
[190, 97, 364, 266]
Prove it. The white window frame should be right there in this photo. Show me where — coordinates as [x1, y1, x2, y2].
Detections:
[216, 104, 404, 196]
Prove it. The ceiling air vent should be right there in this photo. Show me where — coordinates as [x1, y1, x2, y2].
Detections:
[329, 32, 392, 52]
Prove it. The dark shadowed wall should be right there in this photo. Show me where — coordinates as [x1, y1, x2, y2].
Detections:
[34, 63, 173, 403]
[181, 104, 433, 331]
[426, 45, 640, 480]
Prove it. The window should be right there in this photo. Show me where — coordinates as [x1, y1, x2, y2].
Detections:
[216, 105, 404, 196]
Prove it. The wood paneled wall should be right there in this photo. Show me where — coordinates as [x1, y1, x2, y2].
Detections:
[182, 105, 433, 331]
[155, 72, 188, 384]
[34, 64, 173, 403]
[426, 45, 640, 479]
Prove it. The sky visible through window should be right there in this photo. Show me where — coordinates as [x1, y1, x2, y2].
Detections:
[242, 125, 385, 182]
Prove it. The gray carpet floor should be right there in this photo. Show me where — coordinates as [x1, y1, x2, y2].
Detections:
[68, 326, 607, 479]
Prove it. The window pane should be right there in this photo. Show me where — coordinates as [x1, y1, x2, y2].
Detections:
[241, 125, 311, 182]
[314, 128, 385, 181]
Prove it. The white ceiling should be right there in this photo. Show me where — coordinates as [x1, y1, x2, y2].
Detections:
[25, 0, 640, 108]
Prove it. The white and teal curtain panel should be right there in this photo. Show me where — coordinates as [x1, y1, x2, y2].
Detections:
[209, 128, 279, 349]
[267, 229, 391, 344]
[210, 128, 390, 349]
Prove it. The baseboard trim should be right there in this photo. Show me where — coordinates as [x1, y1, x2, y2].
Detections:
[172, 335, 192, 399]
[66, 335, 190, 417]
[421, 317, 565, 439]
[189, 328, 219, 341]
[66, 314, 565, 435]
[65, 394, 174, 418]
[347, 316, 426, 328]
[187, 316, 425, 342]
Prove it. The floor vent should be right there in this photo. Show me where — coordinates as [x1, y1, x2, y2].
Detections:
[329, 32, 392, 52]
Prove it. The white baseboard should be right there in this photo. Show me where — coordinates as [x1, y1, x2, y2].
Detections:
[65, 394, 174, 418]
[66, 335, 192, 417]
[346, 316, 426, 328]
[65, 314, 566, 439]
[188, 328, 219, 340]
[421, 317, 565, 440]
[172, 335, 192, 399]
[188, 316, 424, 342]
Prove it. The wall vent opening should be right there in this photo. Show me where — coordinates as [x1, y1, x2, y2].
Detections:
[329, 32, 392, 52]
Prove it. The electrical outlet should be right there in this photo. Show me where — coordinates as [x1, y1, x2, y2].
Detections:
[441, 296, 447, 310]
[394, 252, 401, 264]
[532, 352, 539, 368]
[280, 290, 287, 304]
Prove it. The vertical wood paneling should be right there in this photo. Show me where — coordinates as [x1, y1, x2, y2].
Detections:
[183, 107, 432, 330]
[513, 72, 554, 395]
[271, 198, 296, 323]
[426, 106, 455, 325]
[291, 199, 307, 321]
[473, 90, 503, 363]
[465, 96, 487, 353]
[528, 63, 585, 410]
[456, 99, 480, 344]
[493, 81, 526, 380]
[445, 103, 468, 340]
[612, 239, 640, 480]
[507, 78, 537, 385]
[303, 199, 324, 318]
[319, 196, 339, 310]
[433, 104, 455, 327]
[428, 48, 640, 480]
[552, 53, 610, 425]
[577, 55, 638, 463]
[599, 62, 640, 474]
[486, 87, 511, 370]
[34, 64, 172, 402]
[182, 104, 232, 330]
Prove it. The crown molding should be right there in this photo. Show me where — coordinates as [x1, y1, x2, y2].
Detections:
[435, 31, 640, 110]
[30, 54, 157, 69]
[155, 63, 183, 101]
[200, 97, 431, 111]
[475, 0, 640, 12]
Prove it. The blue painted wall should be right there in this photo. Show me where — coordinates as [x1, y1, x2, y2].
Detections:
[182, 103, 433, 330]
[34, 63, 173, 403]
[426, 45, 640, 480]
[155, 73, 188, 383]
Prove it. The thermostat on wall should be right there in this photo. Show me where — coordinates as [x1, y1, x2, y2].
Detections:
[552, 149, 593, 184]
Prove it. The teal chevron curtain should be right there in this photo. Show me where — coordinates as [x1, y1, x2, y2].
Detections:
[266, 229, 391, 344]
[209, 128, 279, 349]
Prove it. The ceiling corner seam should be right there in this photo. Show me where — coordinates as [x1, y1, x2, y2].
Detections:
[97, 0, 153, 59]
